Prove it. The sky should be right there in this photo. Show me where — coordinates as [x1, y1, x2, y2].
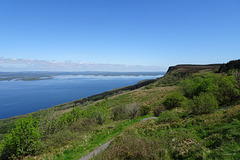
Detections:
[0, 0, 239, 72]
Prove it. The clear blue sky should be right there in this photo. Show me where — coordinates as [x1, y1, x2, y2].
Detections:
[0, 0, 239, 71]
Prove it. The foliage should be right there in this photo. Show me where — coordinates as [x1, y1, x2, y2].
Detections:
[112, 105, 128, 121]
[38, 109, 62, 136]
[58, 105, 110, 126]
[184, 92, 218, 115]
[112, 103, 141, 120]
[163, 129, 205, 160]
[125, 103, 141, 119]
[93, 135, 169, 160]
[98, 104, 240, 160]
[79, 105, 110, 125]
[179, 73, 219, 98]
[0, 116, 41, 159]
[162, 91, 185, 110]
[152, 105, 166, 117]
[218, 59, 240, 73]
[180, 73, 240, 107]
[139, 105, 151, 116]
[217, 75, 240, 106]
[51, 116, 150, 160]
[158, 110, 180, 123]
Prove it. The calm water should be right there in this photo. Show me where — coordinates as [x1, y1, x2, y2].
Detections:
[0, 75, 161, 119]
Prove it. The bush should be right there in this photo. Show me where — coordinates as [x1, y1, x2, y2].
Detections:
[162, 92, 185, 110]
[112, 104, 128, 121]
[69, 118, 95, 132]
[125, 103, 141, 119]
[180, 74, 219, 98]
[0, 116, 41, 159]
[112, 103, 141, 120]
[58, 112, 75, 126]
[38, 110, 61, 136]
[152, 105, 165, 117]
[217, 76, 240, 106]
[179, 78, 197, 98]
[157, 111, 180, 123]
[84, 105, 110, 125]
[184, 92, 218, 115]
[139, 105, 151, 116]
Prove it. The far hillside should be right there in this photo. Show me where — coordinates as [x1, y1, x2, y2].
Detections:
[218, 59, 240, 73]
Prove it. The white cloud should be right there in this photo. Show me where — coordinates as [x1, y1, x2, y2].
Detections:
[0, 57, 165, 72]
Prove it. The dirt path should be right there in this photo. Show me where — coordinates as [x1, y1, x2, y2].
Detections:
[79, 117, 157, 160]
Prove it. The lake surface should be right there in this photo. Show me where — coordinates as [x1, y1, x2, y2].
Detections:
[0, 75, 162, 119]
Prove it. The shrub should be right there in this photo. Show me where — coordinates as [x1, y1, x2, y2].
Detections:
[112, 103, 141, 120]
[38, 110, 61, 136]
[139, 105, 151, 116]
[85, 105, 110, 125]
[162, 92, 185, 110]
[0, 116, 41, 159]
[157, 111, 180, 123]
[179, 78, 197, 98]
[58, 112, 75, 126]
[152, 105, 165, 117]
[184, 92, 218, 115]
[43, 129, 78, 149]
[180, 74, 219, 98]
[125, 103, 141, 119]
[217, 76, 240, 106]
[69, 118, 95, 132]
[112, 104, 128, 121]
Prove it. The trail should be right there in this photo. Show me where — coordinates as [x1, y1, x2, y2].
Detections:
[79, 117, 157, 160]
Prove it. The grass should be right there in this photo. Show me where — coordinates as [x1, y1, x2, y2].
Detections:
[36, 115, 152, 160]
[93, 106, 240, 160]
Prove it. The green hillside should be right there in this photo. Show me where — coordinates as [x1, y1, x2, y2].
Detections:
[0, 60, 240, 160]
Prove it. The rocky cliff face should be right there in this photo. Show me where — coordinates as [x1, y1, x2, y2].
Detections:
[166, 64, 221, 74]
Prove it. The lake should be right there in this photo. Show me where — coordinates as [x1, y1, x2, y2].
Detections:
[0, 75, 162, 119]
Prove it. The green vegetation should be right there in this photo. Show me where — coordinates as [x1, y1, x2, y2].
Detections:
[0, 116, 41, 159]
[184, 92, 218, 115]
[218, 59, 240, 73]
[92, 63, 240, 160]
[162, 91, 185, 110]
[1, 61, 240, 159]
[157, 110, 180, 123]
[94, 105, 240, 160]
[139, 105, 151, 116]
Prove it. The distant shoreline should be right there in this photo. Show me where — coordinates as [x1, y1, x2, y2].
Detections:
[0, 71, 165, 81]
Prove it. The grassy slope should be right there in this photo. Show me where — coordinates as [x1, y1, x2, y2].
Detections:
[25, 85, 175, 160]
[93, 105, 240, 159]
[92, 66, 240, 160]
